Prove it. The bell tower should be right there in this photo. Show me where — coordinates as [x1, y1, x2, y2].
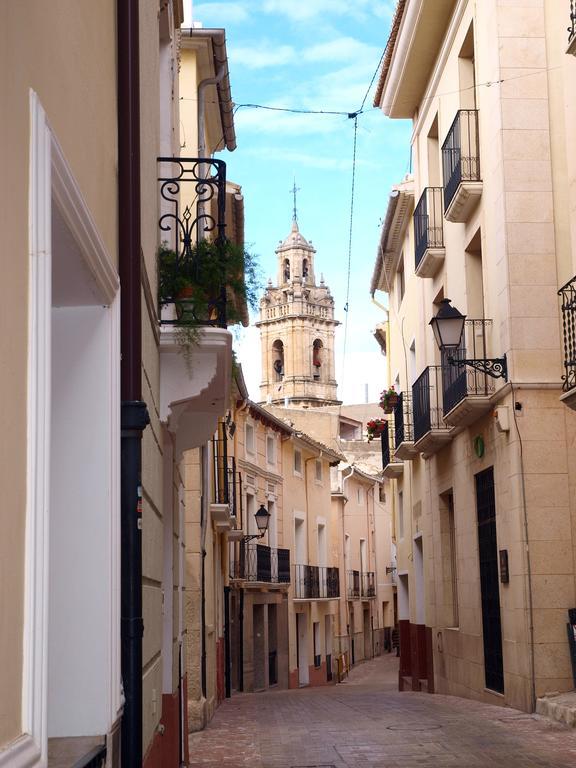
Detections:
[256, 216, 340, 406]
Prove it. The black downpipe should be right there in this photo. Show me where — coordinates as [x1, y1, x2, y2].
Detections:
[117, 1, 149, 766]
[238, 589, 244, 692]
[224, 586, 231, 698]
[201, 549, 207, 697]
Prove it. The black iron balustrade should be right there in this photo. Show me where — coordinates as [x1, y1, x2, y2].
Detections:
[294, 564, 340, 599]
[442, 110, 481, 211]
[347, 569, 361, 599]
[381, 422, 392, 468]
[442, 319, 495, 415]
[393, 391, 413, 448]
[232, 542, 290, 583]
[412, 366, 446, 442]
[157, 156, 227, 327]
[414, 187, 444, 269]
[570, 0, 576, 44]
[361, 572, 376, 598]
[212, 439, 242, 520]
[559, 275, 576, 391]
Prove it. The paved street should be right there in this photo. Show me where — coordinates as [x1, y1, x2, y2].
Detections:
[188, 654, 576, 768]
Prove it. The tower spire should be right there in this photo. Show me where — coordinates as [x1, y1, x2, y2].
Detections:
[290, 178, 300, 223]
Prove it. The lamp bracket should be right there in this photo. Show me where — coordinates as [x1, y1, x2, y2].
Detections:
[448, 353, 508, 381]
[242, 533, 265, 543]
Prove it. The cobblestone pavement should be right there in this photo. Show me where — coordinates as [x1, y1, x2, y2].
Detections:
[188, 654, 576, 768]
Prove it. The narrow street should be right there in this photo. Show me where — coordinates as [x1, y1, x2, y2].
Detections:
[189, 655, 576, 768]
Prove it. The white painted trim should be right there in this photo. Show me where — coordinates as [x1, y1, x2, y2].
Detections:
[23, 89, 52, 767]
[51, 138, 119, 305]
[0, 734, 42, 768]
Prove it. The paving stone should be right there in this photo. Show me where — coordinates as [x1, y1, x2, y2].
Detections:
[188, 654, 576, 767]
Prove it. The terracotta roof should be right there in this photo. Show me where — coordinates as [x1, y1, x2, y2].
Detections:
[373, 0, 407, 109]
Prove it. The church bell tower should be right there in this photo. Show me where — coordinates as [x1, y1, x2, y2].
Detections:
[256, 214, 340, 406]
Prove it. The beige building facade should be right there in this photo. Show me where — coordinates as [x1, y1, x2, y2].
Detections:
[372, 0, 576, 712]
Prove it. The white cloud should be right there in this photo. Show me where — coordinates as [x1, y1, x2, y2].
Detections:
[262, 0, 396, 23]
[234, 104, 347, 137]
[245, 146, 352, 171]
[229, 43, 296, 69]
[191, 2, 250, 25]
[304, 37, 380, 64]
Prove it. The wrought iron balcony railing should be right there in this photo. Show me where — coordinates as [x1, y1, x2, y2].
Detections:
[441, 319, 495, 415]
[157, 156, 228, 328]
[294, 565, 339, 599]
[381, 421, 392, 468]
[412, 366, 450, 443]
[570, 0, 576, 45]
[212, 438, 242, 521]
[361, 571, 376, 598]
[559, 275, 576, 391]
[393, 391, 413, 448]
[231, 542, 290, 584]
[347, 569, 361, 598]
[442, 110, 481, 211]
[414, 187, 444, 269]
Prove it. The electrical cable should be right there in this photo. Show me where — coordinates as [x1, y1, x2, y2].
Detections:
[340, 115, 359, 395]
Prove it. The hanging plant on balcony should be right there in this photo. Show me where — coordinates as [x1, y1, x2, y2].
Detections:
[379, 386, 399, 414]
[158, 238, 261, 364]
[366, 418, 386, 442]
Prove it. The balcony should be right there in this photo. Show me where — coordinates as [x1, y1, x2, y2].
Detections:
[294, 565, 339, 599]
[442, 110, 482, 222]
[559, 275, 576, 409]
[441, 320, 495, 427]
[381, 421, 403, 479]
[412, 366, 452, 455]
[231, 542, 291, 585]
[361, 572, 376, 599]
[211, 437, 242, 532]
[347, 569, 360, 599]
[158, 157, 233, 453]
[393, 392, 417, 459]
[414, 187, 445, 278]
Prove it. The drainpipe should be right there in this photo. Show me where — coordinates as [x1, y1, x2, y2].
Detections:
[198, 67, 226, 158]
[340, 467, 354, 665]
[201, 446, 209, 698]
[117, 2, 149, 768]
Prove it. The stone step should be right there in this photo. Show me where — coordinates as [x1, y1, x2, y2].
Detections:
[536, 691, 576, 728]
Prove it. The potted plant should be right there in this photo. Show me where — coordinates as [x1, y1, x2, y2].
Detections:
[366, 418, 387, 442]
[379, 386, 399, 414]
[158, 238, 261, 360]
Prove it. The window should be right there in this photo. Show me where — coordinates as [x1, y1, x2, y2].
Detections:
[272, 339, 284, 381]
[357, 486, 363, 504]
[312, 339, 323, 381]
[245, 422, 255, 455]
[317, 523, 327, 566]
[313, 621, 321, 668]
[294, 448, 302, 475]
[360, 538, 367, 574]
[266, 435, 276, 465]
[398, 490, 404, 540]
[396, 255, 405, 308]
[315, 459, 322, 482]
[440, 491, 459, 628]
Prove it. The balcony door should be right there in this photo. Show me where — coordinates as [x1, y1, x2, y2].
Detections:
[475, 467, 504, 693]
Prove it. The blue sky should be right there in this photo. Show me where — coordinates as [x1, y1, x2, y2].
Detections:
[187, 0, 412, 404]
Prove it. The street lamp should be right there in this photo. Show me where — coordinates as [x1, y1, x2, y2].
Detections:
[429, 298, 508, 381]
[243, 504, 271, 543]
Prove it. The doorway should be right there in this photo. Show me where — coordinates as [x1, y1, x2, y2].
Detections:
[475, 467, 504, 693]
[297, 613, 309, 686]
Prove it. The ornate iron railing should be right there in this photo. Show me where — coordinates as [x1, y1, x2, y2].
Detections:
[442, 110, 481, 210]
[361, 571, 376, 598]
[212, 438, 242, 520]
[380, 422, 392, 468]
[157, 156, 227, 327]
[294, 565, 339, 599]
[442, 319, 495, 414]
[231, 542, 290, 583]
[570, 0, 576, 44]
[73, 745, 107, 768]
[414, 187, 444, 268]
[393, 391, 413, 448]
[412, 366, 449, 442]
[559, 275, 576, 391]
[347, 569, 361, 599]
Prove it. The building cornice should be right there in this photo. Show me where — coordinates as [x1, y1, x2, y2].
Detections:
[370, 178, 414, 295]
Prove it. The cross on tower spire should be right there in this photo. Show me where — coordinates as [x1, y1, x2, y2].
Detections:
[290, 179, 300, 223]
